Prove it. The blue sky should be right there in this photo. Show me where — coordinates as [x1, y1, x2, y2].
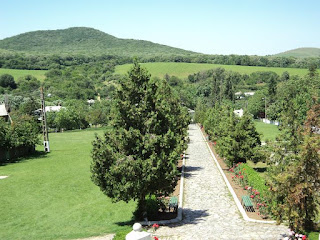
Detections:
[1, 0, 319, 55]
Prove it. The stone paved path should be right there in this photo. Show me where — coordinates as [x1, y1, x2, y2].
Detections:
[155, 124, 288, 240]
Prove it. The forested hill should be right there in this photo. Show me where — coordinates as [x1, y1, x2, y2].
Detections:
[0, 27, 198, 57]
[274, 47, 320, 58]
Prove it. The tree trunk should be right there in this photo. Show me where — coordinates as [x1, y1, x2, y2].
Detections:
[135, 194, 146, 221]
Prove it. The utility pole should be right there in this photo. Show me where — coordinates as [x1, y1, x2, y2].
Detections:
[4, 95, 12, 123]
[264, 96, 267, 120]
[40, 87, 50, 152]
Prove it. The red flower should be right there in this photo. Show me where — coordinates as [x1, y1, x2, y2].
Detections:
[152, 223, 159, 229]
[154, 237, 159, 240]
[245, 186, 248, 189]
[250, 195, 254, 198]
[240, 175, 244, 179]
[302, 235, 306, 240]
[239, 171, 241, 174]
[231, 176, 234, 179]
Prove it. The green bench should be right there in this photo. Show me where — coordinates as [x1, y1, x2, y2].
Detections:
[241, 195, 255, 212]
[169, 196, 178, 212]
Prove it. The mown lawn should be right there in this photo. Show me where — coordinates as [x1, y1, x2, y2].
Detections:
[0, 128, 136, 240]
[254, 120, 280, 142]
[0, 68, 47, 81]
[115, 62, 314, 79]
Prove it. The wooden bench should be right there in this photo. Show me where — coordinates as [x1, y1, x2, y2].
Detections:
[241, 195, 255, 212]
[169, 196, 178, 212]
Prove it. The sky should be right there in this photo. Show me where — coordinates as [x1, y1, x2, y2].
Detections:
[0, 0, 319, 55]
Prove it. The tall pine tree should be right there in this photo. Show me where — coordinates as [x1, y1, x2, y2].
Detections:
[90, 61, 189, 219]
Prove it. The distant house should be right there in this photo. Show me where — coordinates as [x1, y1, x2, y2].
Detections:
[87, 99, 95, 105]
[35, 106, 66, 120]
[235, 92, 255, 99]
[45, 106, 65, 112]
[234, 109, 244, 117]
[244, 92, 255, 96]
[0, 104, 9, 121]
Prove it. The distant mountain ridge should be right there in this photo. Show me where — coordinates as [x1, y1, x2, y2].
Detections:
[0, 27, 198, 57]
[274, 47, 320, 58]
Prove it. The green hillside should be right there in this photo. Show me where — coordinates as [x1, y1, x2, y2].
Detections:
[274, 48, 320, 58]
[115, 62, 312, 79]
[0, 27, 197, 57]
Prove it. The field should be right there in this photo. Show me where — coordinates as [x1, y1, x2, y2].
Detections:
[254, 120, 280, 142]
[0, 68, 47, 81]
[0, 128, 135, 240]
[115, 62, 313, 79]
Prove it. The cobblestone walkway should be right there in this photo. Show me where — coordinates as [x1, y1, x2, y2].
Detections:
[155, 124, 288, 240]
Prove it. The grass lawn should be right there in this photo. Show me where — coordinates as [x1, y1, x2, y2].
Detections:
[0, 128, 136, 240]
[0, 68, 47, 81]
[254, 120, 280, 142]
[115, 62, 314, 79]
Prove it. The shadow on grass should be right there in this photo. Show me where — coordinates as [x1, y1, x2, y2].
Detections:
[115, 218, 135, 227]
[116, 209, 209, 227]
[0, 150, 48, 166]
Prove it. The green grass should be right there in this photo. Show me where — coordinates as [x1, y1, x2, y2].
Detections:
[0, 128, 136, 240]
[0, 68, 47, 81]
[115, 62, 314, 79]
[307, 231, 319, 240]
[254, 120, 280, 142]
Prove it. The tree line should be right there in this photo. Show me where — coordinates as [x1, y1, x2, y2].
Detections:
[0, 51, 319, 70]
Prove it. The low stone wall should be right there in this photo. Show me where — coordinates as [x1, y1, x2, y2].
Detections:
[0, 145, 35, 163]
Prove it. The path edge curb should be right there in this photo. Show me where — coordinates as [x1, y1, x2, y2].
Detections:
[140, 151, 186, 226]
[198, 124, 277, 224]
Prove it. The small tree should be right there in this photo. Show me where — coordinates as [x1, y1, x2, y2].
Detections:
[0, 74, 16, 89]
[286, 103, 320, 231]
[91, 61, 189, 219]
[218, 110, 261, 167]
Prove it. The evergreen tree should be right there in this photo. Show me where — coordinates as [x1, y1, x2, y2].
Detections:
[267, 102, 320, 232]
[90, 61, 189, 219]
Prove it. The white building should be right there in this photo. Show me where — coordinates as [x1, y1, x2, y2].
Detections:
[234, 109, 244, 117]
[0, 104, 8, 117]
[45, 106, 65, 112]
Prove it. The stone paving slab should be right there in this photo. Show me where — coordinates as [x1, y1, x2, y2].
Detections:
[155, 124, 288, 240]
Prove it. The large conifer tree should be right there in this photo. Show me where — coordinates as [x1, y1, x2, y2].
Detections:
[90, 61, 189, 219]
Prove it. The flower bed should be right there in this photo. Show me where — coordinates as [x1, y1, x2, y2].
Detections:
[229, 163, 269, 218]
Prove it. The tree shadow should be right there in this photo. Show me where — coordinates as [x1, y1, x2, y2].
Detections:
[165, 208, 209, 227]
[183, 166, 203, 179]
[115, 218, 135, 227]
[0, 151, 48, 166]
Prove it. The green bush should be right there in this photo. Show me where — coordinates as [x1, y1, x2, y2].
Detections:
[145, 195, 160, 220]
